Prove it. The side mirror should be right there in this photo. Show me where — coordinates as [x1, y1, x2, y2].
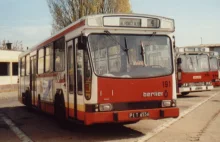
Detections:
[77, 36, 87, 50]
[177, 57, 182, 64]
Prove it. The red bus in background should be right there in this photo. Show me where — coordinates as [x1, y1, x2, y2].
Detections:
[18, 14, 179, 126]
[209, 51, 220, 86]
[176, 47, 213, 96]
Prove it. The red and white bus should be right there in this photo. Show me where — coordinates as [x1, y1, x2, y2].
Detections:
[209, 51, 220, 86]
[18, 14, 179, 126]
[176, 47, 213, 96]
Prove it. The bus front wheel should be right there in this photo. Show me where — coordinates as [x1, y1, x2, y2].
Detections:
[38, 95, 41, 110]
[54, 93, 66, 128]
[26, 90, 32, 112]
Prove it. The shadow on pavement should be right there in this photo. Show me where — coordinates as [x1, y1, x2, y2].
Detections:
[177, 95, 200, 98]
[0, 106, 144, 142]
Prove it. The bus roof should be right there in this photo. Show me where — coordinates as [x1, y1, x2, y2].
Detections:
[178, 44, 220, 48]
[19, 13, 175, 58]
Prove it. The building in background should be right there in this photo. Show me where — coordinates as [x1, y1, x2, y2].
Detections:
[0, 41, 23, 92]
[200, 44, 220, 55]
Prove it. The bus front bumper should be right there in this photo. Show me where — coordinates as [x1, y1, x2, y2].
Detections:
[179, 86, 209, 92]
[84, 107, 179, 125]
[179, 87, 190, 93]
[206, 85, 214, 90]
[190, 86, 207, 91]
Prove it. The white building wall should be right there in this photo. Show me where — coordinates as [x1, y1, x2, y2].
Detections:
[0, 50, 22, 86]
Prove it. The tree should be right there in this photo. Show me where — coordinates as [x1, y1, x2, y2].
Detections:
[47, 0, 131, 34]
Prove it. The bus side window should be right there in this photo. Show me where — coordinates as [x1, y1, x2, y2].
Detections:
[45, 44, 53, 72]
[84, 52, 91, 79]
[54, 37, 65, 72]
[84, 50, 92, 100]
[21, 57, 25, 76]
[68, 45, 74, 93]
[26, 55, 30, 75]
[38, 48, 44, 74]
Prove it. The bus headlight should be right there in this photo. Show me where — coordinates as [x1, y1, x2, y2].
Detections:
[162, 100, 176, 107]
[162, 100, 171, 107]
[99, 103, 113, 112]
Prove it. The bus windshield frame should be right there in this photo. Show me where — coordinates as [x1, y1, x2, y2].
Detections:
[88, 33, 173, 78]
[179, 54, 209, 73]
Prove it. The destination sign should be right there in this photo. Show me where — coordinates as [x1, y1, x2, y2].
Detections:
[120, 18, 141, 27]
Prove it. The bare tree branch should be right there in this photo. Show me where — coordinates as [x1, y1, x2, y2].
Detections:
[47, 0, 131, 34]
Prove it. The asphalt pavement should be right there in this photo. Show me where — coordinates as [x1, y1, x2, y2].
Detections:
[0, 89, 220, 142]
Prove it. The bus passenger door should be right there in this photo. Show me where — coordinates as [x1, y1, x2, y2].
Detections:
[30, 56, 37, 106]
[66, 40, 76, 118]
[66, 38, 85, 121]
[75, 38, 85, 121]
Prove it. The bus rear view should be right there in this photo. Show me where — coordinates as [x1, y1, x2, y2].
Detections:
[176, 47, 213, 96]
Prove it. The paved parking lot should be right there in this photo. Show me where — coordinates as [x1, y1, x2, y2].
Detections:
[0, 89, 220, 142]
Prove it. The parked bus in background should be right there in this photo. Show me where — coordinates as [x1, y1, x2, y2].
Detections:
[209, 51, 220, 86]
[176, 47, 213, 96]
[18, 14, 179, 126]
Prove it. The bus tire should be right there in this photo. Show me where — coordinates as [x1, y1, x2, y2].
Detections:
[181, 92, 189, 96]
[54, 93, 66, 128]
[26, 90, 32, 112]
[22, 92, 26, 105]
[38, 95, 41, 110]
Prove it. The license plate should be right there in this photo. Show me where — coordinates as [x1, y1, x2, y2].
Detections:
[129, 112, 149, 118]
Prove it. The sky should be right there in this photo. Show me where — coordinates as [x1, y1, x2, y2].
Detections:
[0, 0, 220, 49]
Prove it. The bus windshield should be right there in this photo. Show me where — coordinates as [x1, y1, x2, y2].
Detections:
[88, 34, 172, 78]
[179, 54, 209, 72]
[210, 57, 218, 71]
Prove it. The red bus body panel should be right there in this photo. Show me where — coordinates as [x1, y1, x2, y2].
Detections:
[179, 71, 210, 84]
[82, 75, 180, 125]
[209, 71, 220, 86]
[98, 76, 173, 103]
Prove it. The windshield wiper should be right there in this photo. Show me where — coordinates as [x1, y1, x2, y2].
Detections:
[140, 40, 145, 66]
[139, 32, 156, 67]
[124, 37, 130, 64]
[104, 30, 130, 64]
